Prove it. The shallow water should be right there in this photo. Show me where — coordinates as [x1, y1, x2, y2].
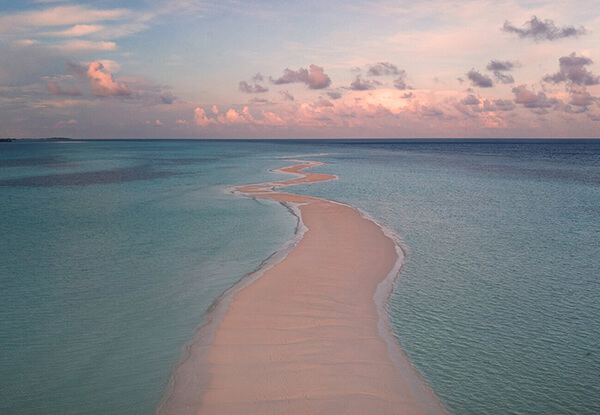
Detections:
[0, 140, 296, 415]
[291, 140, 600, 415]
[1, 139, 599, 415]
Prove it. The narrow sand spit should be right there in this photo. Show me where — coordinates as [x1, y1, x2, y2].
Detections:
[159, 159, 448, 415]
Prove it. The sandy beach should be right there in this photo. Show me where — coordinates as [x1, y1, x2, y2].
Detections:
[160, 159, 447, 415]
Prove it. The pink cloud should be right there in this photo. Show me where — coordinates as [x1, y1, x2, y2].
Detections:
[194, 107, 217, 127]
[454, 99, 510, 128]
[54, 40, 117, 53]
[30, 98, 97, 108]
[54, 118, 77, 127]
[0, 5, 129, 32]
[64, 60, 176, 104]
[87, 61, 130, 96]
[217, 107, 256, 124]
[194, 105, 288, 128]
[190, 87, 544, 135]
[11, 39, 38, 48]
[260, 111, 285, 126]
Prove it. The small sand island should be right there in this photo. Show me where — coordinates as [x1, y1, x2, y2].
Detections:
[159, 157, 448, 415]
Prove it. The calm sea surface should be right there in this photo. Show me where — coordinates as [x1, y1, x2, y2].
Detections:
[1, 139, 599, 414]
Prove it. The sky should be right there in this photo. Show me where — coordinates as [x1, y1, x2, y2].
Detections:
[1, 0, 599, 139]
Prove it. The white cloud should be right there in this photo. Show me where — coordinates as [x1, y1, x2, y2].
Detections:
[41, 24, 104, 37]
[53, 40, 117, 53]
[0, 5, 130, 32]
[11, 39, 38, 48]
[96, 22, 151, 40]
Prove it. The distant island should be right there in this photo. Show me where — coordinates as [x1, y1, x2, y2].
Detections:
[0, 137, 74, 142]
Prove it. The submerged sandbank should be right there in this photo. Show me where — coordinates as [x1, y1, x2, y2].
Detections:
[159, 159, 448, 415]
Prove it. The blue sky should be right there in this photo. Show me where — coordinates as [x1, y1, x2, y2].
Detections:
[1, 0, 599, 138]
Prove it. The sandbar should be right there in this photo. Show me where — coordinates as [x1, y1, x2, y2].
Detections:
[159, 159, 448, 415]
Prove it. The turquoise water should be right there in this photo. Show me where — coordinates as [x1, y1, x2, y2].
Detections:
[1, 139, 599, 414]
[0, 140, 297, 415]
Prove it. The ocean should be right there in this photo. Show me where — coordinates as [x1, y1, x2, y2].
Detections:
[1, 139, 599, 414]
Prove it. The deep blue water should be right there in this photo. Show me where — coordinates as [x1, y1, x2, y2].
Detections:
[1, 139, 599, 414]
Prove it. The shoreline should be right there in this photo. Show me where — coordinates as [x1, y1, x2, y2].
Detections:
[159, 158, 448, 415]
